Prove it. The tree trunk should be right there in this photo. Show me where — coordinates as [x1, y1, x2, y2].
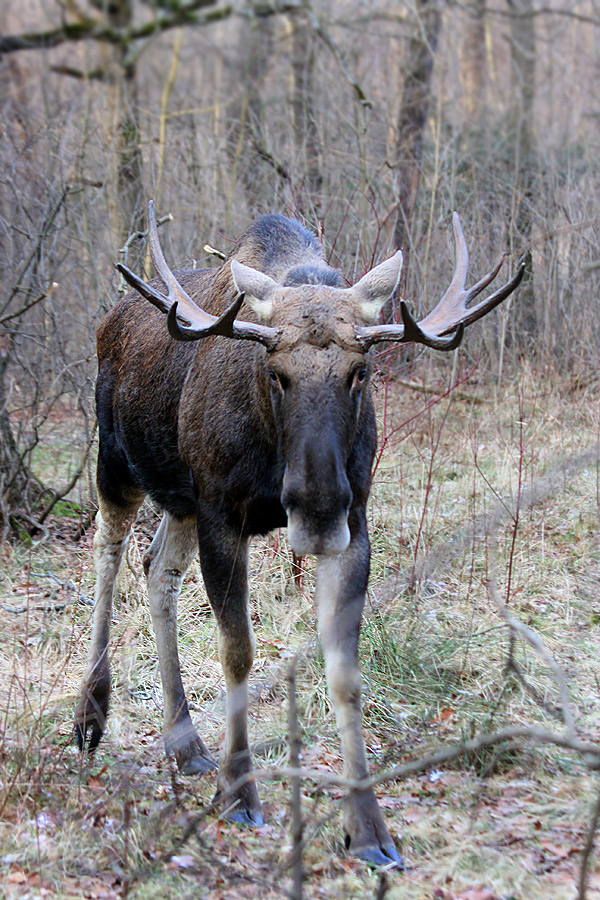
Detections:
[227, 18, 273, 217]
[392, 0, 441, 254]
[290, 15, 322, 219]
[97, 0, 145, 259]
[508, 0, 537, 348]
[0, 340, 38, 536]
[462, 0, 487, 117]
[384, 0, 441, 335]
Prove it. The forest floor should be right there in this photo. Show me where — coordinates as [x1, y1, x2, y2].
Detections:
[1, 362, 600, 900]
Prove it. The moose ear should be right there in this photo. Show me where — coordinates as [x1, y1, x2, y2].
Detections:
[231, 259, 279, 322]
[352, 250, 403, 323]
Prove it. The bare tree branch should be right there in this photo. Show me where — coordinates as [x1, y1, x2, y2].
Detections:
[304, 7, 371, 108]
[49, 64, 108, 79]
[0, 1, 305, 56]
[485, 575, 577, 737]
[36, 425, 97, 525]
[484, 3, 600, 25]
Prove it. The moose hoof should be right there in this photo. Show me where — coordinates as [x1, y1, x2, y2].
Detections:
[215, 771, 263, 827]
[343, 789, 402, 867]
[178, 750, 217, 776]
[348, 836, 403, 868]
[164, 720, 215, 776]
[74, 681, 109, 753]
[174, 739, 217, 776]
[223, 803, 264, 827]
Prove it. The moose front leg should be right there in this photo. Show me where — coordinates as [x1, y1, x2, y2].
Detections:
[198, 519, 263, 826]
[144, 512, 215, 775]
[315, 516, 400, 866]
[75, 493, 143, 751]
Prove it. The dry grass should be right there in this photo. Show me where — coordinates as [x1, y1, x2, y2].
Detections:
[1, 366, 600, 899]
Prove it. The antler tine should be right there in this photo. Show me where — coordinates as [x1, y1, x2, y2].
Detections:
[399, 301, 465, 350]
[417, 212, 473, 334]
[438, 260, 526, 333]
[419, 214, 520, 335]
[447, 211, 469, 296]
[117, 262, 177, 317]
[167, 294, 243, 341]
[118, 202, 281, 349]
[355, 213, 523, 350]
[463, 254, 504, 305]
[165, 296, 280, 349]
[147, 200, 213, 327]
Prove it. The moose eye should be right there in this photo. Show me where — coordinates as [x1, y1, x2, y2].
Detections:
[350, 367, 368, 391]
[268, 369, 287, 392]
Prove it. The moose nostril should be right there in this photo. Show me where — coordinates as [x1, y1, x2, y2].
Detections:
[282, 482, 352, 519]
[281, 484, 302, 513]
[282, 439, 352, 519]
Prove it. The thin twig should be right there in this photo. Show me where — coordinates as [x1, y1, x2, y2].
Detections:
[37, 426, 97, 525]
[393, 377, 491, 403]
[0, 282, 58, 326]
[118, 721, 600, 896]
[117, 214, 173, 292]
[577, 779, 600, 900]
[250, 137, 291, 183]
[375, 872, 389, 900]
[287, 655, 304, 900]
[9, 513, 50, 546]
[0, 1, 305, 55]
[486, 575, 577, 737]
[305, 7, 371, 107]
[30, 570, 93, 606]
[203, 243, 226, 261]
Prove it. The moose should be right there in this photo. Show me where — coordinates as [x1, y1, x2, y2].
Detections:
[75, 202, 523, 865]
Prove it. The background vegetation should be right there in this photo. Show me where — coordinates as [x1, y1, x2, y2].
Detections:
[1, 1, 600, 898]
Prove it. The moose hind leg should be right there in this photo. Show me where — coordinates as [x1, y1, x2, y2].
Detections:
[315, 529, 401, 866]
[198, 525, 263, 826]
[144, 512, 215, 775]
[75, 494, 143, 751]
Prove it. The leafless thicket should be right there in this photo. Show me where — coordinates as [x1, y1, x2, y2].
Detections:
[1, 7, 600, 894]
[1, 0, 600, 530]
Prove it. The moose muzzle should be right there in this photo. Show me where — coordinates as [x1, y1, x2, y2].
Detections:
[282, 436, 353, 557]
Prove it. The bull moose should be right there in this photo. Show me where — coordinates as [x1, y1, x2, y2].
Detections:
[75, 202, 523, 865]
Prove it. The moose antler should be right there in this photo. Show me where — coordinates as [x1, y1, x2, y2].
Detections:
[355, 213, 525, 350]
[117, 201, 281, 349]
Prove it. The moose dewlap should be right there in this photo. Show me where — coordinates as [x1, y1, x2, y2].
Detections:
[75, 202, 522, 865]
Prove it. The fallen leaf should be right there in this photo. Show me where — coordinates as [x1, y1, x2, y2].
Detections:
[7, 870, 28, 884]
[235, 843, 258, 868]
[87, 774, 104, 791]
[92, 805, 107, 827]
